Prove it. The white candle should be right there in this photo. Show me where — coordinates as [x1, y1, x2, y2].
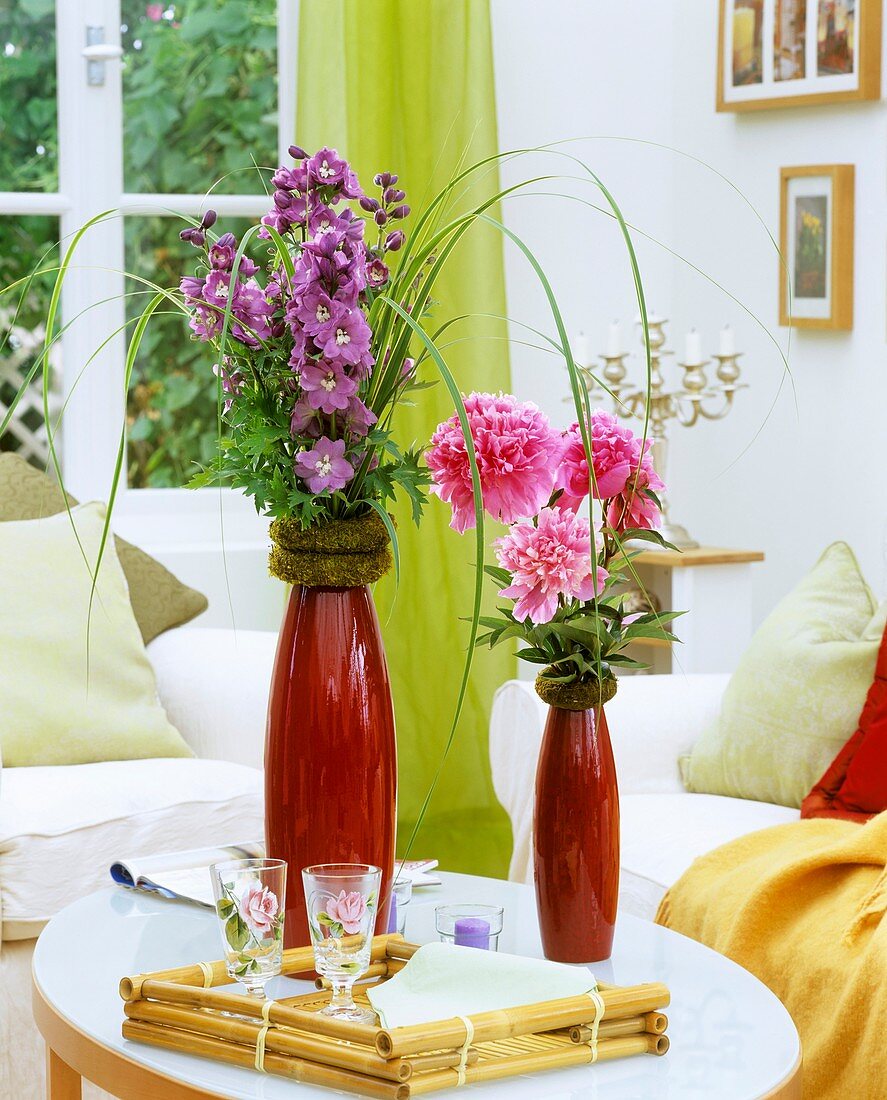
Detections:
[572, 331, 589, 366]
[719, 324, 736, 357]
[684, 329, 702, 365]
[606, 320, 622, 358]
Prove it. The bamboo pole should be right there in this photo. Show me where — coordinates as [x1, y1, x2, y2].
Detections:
[567, 1011, 668, 1043]
[406, 1033, 669, 1094]
[122, 1020, 410, 1100]
[123, 999, 409, 1082]
[405, 1049, 479, 1073]
[375, 984, 670, 1058]
[135, 980, 382, 1046]
[120, 933, 398, 1000]
[384, 940, 421, 962]
[315, 962, 390, 988]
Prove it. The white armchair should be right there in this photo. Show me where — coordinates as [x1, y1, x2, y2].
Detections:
[148, 626, 279, 770]
[0, 626, 277, 1100]
[490, 675, 800, 920]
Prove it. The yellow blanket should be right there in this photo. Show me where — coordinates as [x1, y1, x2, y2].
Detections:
[656, 813, 887, 1100]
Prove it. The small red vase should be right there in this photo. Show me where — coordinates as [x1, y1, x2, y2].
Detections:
[533, 703, 620, 962]
[265, 584, 397, 949]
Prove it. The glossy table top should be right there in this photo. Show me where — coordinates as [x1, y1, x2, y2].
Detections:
[33, 872, 800, 1098]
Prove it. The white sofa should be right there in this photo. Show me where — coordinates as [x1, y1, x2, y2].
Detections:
[490, 675, 800, 921]
[0, 626, 278, 1100]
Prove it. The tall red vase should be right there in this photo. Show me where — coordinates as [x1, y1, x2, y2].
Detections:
[533, 703, 620, 963]
[265, 584, 397, 949]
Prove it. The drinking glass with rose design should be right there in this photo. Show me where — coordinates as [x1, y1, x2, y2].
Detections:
[209, 858, 286, 998]
[302, 863, 381, 1022]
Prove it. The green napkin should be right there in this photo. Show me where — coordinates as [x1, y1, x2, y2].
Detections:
[367, 942, 597, 1028]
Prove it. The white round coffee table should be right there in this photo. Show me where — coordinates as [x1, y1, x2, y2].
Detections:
[33, 871, 801, 1098]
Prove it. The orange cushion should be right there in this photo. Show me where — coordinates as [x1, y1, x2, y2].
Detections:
[801, 622, 887, 822]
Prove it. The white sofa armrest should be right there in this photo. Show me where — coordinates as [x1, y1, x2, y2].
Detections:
[490, 673, 729, 882]
[148, 627, 278, 770]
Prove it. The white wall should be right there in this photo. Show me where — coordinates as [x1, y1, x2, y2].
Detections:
[492, 0, 887, 625]
[491, 0, 677, 427]
[669, 1, 887, 617]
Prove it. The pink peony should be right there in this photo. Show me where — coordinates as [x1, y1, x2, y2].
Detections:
[326, 889, 367, 934]
[494, 507, 608, 624]
[427, 393, 563, 533]
[606, 450, 665, 532]
[239, 882, 279, 937]
[555, 410, 640, 511]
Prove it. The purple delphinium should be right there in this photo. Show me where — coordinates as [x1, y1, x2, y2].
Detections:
[300, 360, 358, 414]
[306, 147, 349, 187]
[316, 306, 372, 366]
[209, 232, 237, 270]
[186, 270, 274, 348]
[366, 258, 389, 288]
[293, 286, 337, 336]
[212, 359, 243, 412]
[341, 395, 378, 438]
[180, 146, 413, 504]
[294, 436, 354, 493]
[290, 396, 324, 438]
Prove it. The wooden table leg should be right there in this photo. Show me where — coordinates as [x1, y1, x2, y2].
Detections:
[46, 1047, 81, 1100]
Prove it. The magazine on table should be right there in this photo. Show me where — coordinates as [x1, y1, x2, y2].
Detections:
[110, 844, 441, 909]
[110, 841, 265, 908]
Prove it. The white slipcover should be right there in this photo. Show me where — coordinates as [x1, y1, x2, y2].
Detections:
[0, 758, 264, 939]
[490, 676, 800, 920]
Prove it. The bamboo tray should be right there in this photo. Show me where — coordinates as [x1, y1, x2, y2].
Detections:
[119, 934, 670, 1098]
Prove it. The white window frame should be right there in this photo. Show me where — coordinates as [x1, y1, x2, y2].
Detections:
[1, 0, 297, 560]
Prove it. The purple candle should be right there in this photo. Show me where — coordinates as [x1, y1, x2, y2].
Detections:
[387, 893, 398, 934]
[453, 916, 491, 950]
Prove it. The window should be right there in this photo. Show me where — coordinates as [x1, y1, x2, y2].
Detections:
[1, 0, 296, 499]
[0, 0, 60, 469]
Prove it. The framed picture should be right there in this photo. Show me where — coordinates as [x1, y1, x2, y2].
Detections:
[779, 165, 854, 330]
[717, 0, 881, 111]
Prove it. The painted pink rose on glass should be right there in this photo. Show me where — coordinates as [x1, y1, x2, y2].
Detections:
[426, 392, 564, 533]
[494, 507, 608, 624]
[239, 881, 279, 938]
[326, 889, 368, 935]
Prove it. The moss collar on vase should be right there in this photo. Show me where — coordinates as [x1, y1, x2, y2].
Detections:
[269, 511, 393, 587]
[534, 670, 618, 711]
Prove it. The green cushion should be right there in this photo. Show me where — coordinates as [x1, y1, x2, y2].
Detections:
[683, 542, 887, 808]
[0, 454, 207, 643]
[0, 503, 193, 767]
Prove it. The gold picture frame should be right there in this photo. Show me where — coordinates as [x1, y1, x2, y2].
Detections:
[779, 165, 854, 330]
[717, 0, 881, 112]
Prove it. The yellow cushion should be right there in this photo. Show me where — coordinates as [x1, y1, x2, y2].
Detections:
[683, 542, 886, 808]
[0, 454, 207, 643]
[0, 502, 193, 767]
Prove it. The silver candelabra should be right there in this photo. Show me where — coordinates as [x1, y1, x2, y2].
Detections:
[577, 316, 745, 549]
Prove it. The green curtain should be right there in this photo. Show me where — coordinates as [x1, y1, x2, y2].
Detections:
[296, 0, 515, 876]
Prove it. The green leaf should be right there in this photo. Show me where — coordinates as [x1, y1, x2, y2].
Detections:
[483, 565, 512, 587]
[216, 898, 234, 919]
[225, 912, 249, 952]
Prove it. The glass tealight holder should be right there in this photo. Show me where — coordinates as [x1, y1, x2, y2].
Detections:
[435, 903, 504, 951]
[302, 863, 382, 1023]
[209, 858, 286, 998]
[387, 876, 413, 937]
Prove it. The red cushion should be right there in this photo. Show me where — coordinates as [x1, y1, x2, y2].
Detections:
[801, 621, 887, 822]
